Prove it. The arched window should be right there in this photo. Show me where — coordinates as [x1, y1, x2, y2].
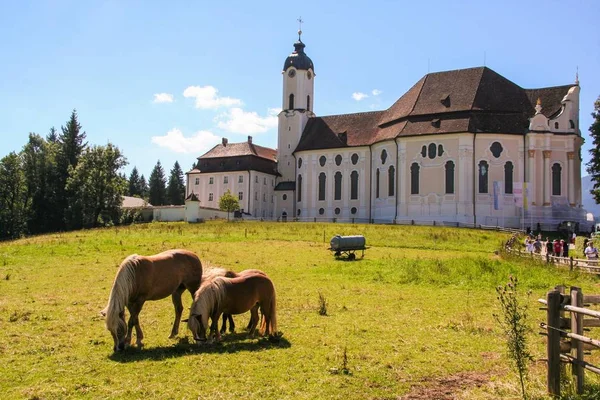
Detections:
[570, 120, 575, 129]
[428, 143, 437, 159]
[445, 161, 454, 194]
[376, 168, 380, 198]
[318, 172, 326, 201]
[307, 95, 311, 111]
[297, 174, 302, 202]
[388, 166, 395, 196]
[504, 162, 513, 194]
[478, 161, 489, 194]
[289, 93, 294, 110]
[298, 158, 302, 168]
[410, 163, 420, 195]
[351, 171, 359, 200]
[421, 146, 427, 157]
[334, 171, 342, 200]
[552, 163, 562, 196]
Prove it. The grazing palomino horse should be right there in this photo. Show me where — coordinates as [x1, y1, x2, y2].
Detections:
[188, 273, 277, 343]
[102, 249, 202, 352]
[202, 267, 267, 334]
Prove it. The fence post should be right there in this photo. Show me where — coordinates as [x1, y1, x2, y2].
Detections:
[570, 257, 574, 271]
[547, 289, 562, 397]
[571, 286, 584, 394]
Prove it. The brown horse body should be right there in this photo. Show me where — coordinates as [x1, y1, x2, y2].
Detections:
[202, 267, 267, 333]
[102, 249, 202, 352]
[188, 273, 277, 342]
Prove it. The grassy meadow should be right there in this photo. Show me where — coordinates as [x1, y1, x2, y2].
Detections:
[1, 221, 600, 399]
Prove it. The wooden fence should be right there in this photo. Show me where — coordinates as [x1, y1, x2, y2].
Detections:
[506, 242, 600, 274]
[539, 286, 600, 396]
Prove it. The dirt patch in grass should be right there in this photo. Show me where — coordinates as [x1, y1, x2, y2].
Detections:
[398, 371, 490, 399]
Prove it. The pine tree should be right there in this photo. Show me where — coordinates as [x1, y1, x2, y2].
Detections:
[0, 152, 28, 239]
[59, 109, 87, 171]
[148, 161, 167, 206]
[167, 161, 186, 205]
[46, 127, 58, 143]
[128, 167, 141, 197]
[586, 96, 600, 204]
[139, 175, 149, 200]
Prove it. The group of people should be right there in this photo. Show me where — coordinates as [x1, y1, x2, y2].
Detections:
[522, 232, 599, 264]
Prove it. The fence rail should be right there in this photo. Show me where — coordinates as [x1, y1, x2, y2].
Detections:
[539, 286, 600, 396]
[505, 243, 600, 273]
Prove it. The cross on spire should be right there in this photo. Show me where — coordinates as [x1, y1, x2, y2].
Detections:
[297, 16, 303, 40]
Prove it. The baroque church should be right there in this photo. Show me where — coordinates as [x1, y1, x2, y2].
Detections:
[186, 32, 588, 230]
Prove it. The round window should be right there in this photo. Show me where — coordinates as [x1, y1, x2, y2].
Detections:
[319, 156, 326, 167]
[298, 158, 303, 168]
[490, 142, 503, 158]
[335, 155, 342, 166]
[351, 153, 359, 165]
[319, 208, 325, 215]
[282, 194, 287, 200]
[350, 207, 357, 214]
[334, 208, 341, 215]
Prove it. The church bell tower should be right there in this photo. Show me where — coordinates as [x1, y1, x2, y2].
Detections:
[277, 23, 315, 184]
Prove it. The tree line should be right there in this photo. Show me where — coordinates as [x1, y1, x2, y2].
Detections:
[0, 110, 187, 240]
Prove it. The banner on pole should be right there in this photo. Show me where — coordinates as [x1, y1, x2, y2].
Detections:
[493, 181, 503, 210]
[514, 182, 523, 208]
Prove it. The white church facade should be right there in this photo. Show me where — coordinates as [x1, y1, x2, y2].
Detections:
[187, 33, 589, 230]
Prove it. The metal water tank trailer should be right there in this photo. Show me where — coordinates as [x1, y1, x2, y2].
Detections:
[330, 235, 366, 251]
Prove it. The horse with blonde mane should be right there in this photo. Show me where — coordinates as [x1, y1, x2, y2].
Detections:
[202, 267, 267, 334]
[188, 273, 277, 343]
[101, 249, 202, 352]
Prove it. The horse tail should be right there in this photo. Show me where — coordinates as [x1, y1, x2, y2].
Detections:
[104, 255, 137, 337]
[262, 281, 277, 336]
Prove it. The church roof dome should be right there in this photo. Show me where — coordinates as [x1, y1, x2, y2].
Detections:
[283, 40, 314, 72]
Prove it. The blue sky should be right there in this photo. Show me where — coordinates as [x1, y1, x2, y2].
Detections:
[1, 0, 599, 180]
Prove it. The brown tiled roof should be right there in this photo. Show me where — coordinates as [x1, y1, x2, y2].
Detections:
[296, 67, 574, 152]
[200, 142, 276, 161]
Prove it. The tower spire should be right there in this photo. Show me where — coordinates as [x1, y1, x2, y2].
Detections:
[575, 66, 579, 85]
[297, 16, 303, 41]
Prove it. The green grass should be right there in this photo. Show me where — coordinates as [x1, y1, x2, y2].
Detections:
[1, 221, 600, 399]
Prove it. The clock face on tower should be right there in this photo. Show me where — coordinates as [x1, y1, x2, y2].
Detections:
[307, 71, 312, 79]
[288, 69, 296, 78]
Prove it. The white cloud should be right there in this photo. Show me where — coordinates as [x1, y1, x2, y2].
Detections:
[153, 93, 174, 103]
[372, 89, 382, 96]
[216, 107, 279, 134]
[183, 85, 242, 109]
[352, 92, 369, 101]
[151, 128, 220, 154]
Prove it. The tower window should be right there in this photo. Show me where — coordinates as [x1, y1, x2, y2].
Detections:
[552, 163, 562, 196]
[307, 95, 311, 111]
[388, 166, 395, 196]
[445, 161, 454, 194]
[504, 162, 513, 194]
[478, 161, 489, 194]
[289, 93, 295, 110]
[410, 163, 420, 195]
[351, 171, 359, 200]
[297, 174, 302, 202]
[381, 149, 387, 164]
[318, 172, 326, 201]
[570, 120, 575, 129]
[334, 171, 342, 200]
[376, 168, 380, 198]
[298, 158, 302, 168]
[554, 122, 559, 129]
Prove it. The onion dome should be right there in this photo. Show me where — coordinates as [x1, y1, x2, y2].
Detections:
[283, 31, 314, 72]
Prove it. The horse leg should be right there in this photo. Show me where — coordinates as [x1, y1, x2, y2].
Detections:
[220, 314, 228, 335]
[127, 301, 145, 348]
[169, 286, 185, 338]
[248, 305, 259, 336]
[228, 314, 235, 333]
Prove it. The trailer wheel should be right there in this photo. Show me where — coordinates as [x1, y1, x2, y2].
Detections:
[348, 253, 356, 261]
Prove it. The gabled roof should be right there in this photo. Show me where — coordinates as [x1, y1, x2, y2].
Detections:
[295, 67, 574, 152]
[200, 141, 276, 161]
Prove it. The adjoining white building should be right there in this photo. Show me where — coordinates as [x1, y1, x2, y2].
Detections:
[187, 32, 589, 230]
